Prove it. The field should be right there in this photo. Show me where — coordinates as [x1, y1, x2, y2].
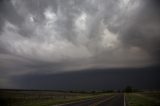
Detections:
[0, 89, 108, 106]
[1, 89, 160, 106]
[126, 91, 160, 106]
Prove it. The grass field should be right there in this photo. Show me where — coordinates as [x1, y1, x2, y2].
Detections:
[140, 91, 160, 100]
[1, 90, 160, 106]
[126, 92, 160, 106]
[0, 89, 110, 106]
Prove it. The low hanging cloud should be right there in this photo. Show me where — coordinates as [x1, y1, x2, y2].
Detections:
[0, 0, 160, 85]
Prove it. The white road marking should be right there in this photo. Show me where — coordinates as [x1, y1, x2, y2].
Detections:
[124, 94, 126, 106]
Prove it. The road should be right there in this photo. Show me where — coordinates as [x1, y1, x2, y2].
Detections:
[56, 93, 125, 106]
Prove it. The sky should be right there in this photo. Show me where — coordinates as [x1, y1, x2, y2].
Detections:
[0, 0, 160, 90]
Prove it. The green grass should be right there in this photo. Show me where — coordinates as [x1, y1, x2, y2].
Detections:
[126, 93, 160, 106]
[30, 95, 97, 106]
[7, 96, 92, 106]
[0, 95, 93, 106]
[0, 91, 112, 106]
[140, 92, 160, 100]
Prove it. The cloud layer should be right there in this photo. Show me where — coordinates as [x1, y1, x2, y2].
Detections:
[0, 0, 160, 88]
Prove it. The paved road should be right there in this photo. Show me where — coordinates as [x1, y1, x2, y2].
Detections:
[57, 93, 124, 106]
[97, 93, 124, 106]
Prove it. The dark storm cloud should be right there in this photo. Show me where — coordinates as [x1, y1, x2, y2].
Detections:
[119, 0, 160, 62]
[0, 0, 23, 32]
[0, 0, 24, 55]
[11, 66, 160, 90]
[0, 0, 160, 89]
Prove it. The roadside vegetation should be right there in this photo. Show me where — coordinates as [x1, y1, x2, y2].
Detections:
[126, 92, 160, 106]
[0, 89, 113, 106]
[1, 89, 160, 106]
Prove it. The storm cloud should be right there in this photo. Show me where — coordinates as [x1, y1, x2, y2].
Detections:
[0, 0, 160, 89]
